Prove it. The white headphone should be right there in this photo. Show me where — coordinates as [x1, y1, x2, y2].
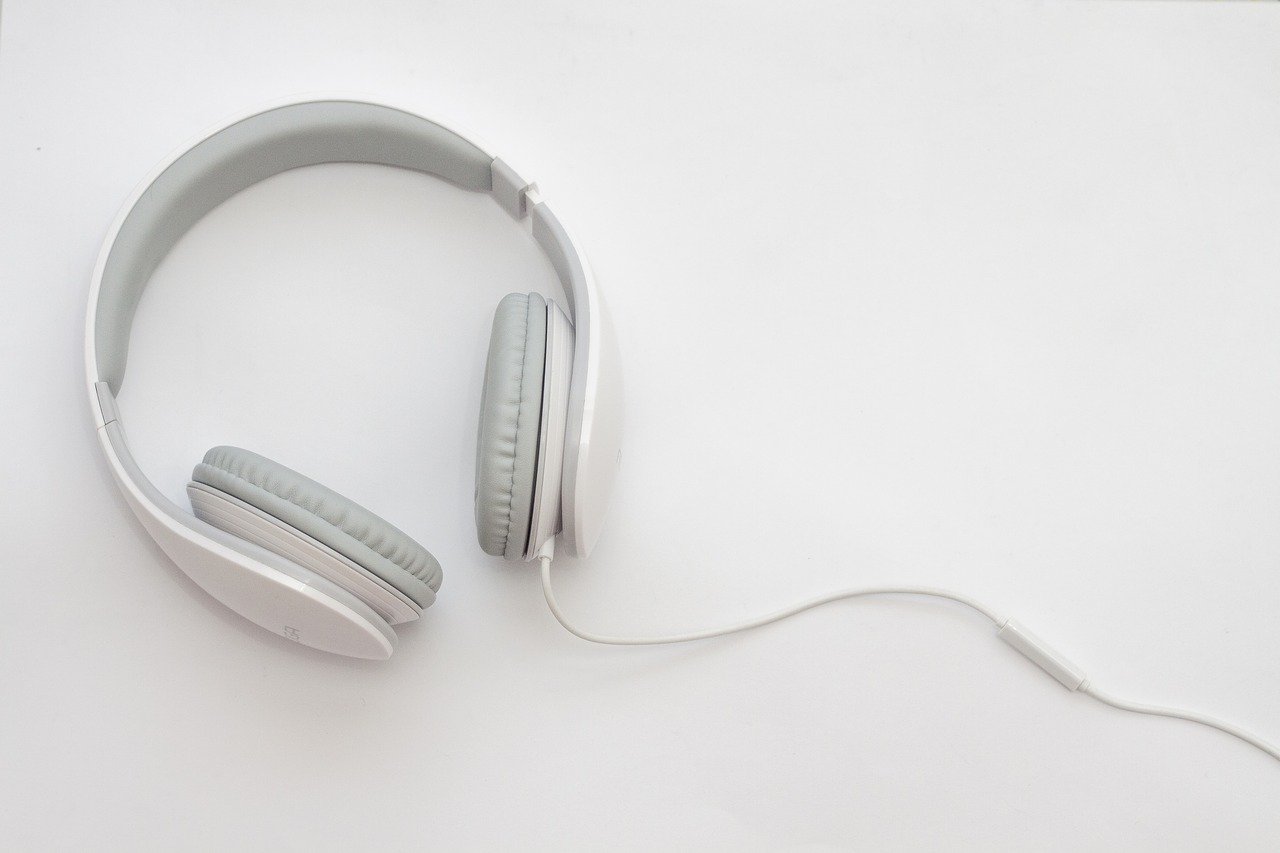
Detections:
[86, 97, 621, 659]
[88, 97, 1279, 765]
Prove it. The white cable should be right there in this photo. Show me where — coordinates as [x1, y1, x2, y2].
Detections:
[539, 555, 1280, 764]
[538, 555, 1004, 643]
[1080, 681, 1280, 761]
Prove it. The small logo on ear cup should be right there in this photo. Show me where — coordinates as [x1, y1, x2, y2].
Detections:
[616, 449, 623, 467]
[282, 626, 301, 642]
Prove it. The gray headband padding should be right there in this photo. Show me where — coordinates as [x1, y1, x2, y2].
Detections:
[474, 293, 547, 558]
[192, 446, 442, 606]
[94, 100, 493, 392]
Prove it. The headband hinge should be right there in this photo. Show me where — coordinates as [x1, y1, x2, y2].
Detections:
[491, 157, 538, 220]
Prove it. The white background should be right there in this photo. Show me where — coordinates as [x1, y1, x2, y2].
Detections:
[3, 1, 1280, 849]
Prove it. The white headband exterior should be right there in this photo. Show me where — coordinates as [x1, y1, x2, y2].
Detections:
[86, 97, 622, 657]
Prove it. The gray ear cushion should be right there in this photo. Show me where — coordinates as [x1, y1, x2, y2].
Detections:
[474, 292, 547, 558]
[192, 446, 442, 607]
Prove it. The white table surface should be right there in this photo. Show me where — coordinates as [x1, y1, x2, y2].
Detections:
[3, 1, 1279, 849]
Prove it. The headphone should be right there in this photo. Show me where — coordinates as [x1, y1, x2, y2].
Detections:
[88, 97, 1279, 764]
[86, 97, 621, 659]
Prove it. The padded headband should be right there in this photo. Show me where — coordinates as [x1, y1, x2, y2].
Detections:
[88, 98, 587, 393]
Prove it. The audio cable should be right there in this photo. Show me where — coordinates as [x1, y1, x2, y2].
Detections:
[538, 553, 1279, 763]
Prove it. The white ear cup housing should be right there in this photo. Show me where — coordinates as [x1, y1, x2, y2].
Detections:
[188, 482, 424, 625]
[185, 445, 442, 635]
[192, 446, 442, 606]
[95, 407, 400, 659]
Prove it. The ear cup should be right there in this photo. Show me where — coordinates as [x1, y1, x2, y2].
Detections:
[191, 446, 442, 607]
[475, 292, 548, 558]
